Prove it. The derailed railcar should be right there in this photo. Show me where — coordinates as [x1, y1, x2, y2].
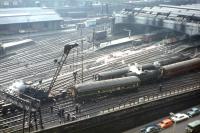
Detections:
[161, 58, 200, 78]
[70, 76, 140, 100]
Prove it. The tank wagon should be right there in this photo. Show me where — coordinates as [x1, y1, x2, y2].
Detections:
[69, 58, 200, 101]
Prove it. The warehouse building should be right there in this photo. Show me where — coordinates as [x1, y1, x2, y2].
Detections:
[0, 7, 63, 35]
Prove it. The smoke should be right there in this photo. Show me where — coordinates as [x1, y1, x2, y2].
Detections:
[129, 64, 142, 74]
[8, 80, 26, 95]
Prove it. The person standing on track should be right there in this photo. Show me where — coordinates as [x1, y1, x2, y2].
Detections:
[75, 104, 81, 113]
[159, 84, 163, 92]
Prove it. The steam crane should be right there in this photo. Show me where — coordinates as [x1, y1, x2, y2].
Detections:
[0, 44, 78, 131]
[47, 43, 78, 97]
[22, 43, 78, 101]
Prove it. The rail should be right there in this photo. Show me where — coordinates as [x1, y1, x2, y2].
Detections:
[1, 82, 199, 133]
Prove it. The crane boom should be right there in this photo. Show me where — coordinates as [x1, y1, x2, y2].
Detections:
[47, 43, 78, 96]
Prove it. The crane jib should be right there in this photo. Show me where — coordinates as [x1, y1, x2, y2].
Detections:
[47, 43, 78, 96]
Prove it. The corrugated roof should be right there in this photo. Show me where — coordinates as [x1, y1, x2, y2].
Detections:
[141, 4, 200, 19]
[0, 7, 63, 25]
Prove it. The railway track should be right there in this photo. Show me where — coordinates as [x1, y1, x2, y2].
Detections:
[0, 28, 199, 133]
[0, 72, 199, 133]
[0, 35, 189, 90]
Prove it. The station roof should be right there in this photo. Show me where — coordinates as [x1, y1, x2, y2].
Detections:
[140, 4, 200, 19]
[0, 7, 63, 25]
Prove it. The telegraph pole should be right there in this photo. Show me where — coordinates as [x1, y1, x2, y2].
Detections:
[27, 16, 30, 39]
[81, 39, 83, 83]
[92, 28, 95, 50]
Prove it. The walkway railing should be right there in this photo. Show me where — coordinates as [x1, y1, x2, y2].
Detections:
[97, 82, 200, 115]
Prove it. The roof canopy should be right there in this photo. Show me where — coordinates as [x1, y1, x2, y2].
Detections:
[0, 7, 63, 25]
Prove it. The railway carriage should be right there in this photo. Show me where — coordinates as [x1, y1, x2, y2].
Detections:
[2, 39, 34, 51]
[0, 39, 34, 58]
[69, 58, 200, 102]
[3, 56, 200, 105]
[161, 58, 200, 78]
[94, 67, 130, 80]
[94, 54, 191, 81]
[70, 76, 141, 101]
